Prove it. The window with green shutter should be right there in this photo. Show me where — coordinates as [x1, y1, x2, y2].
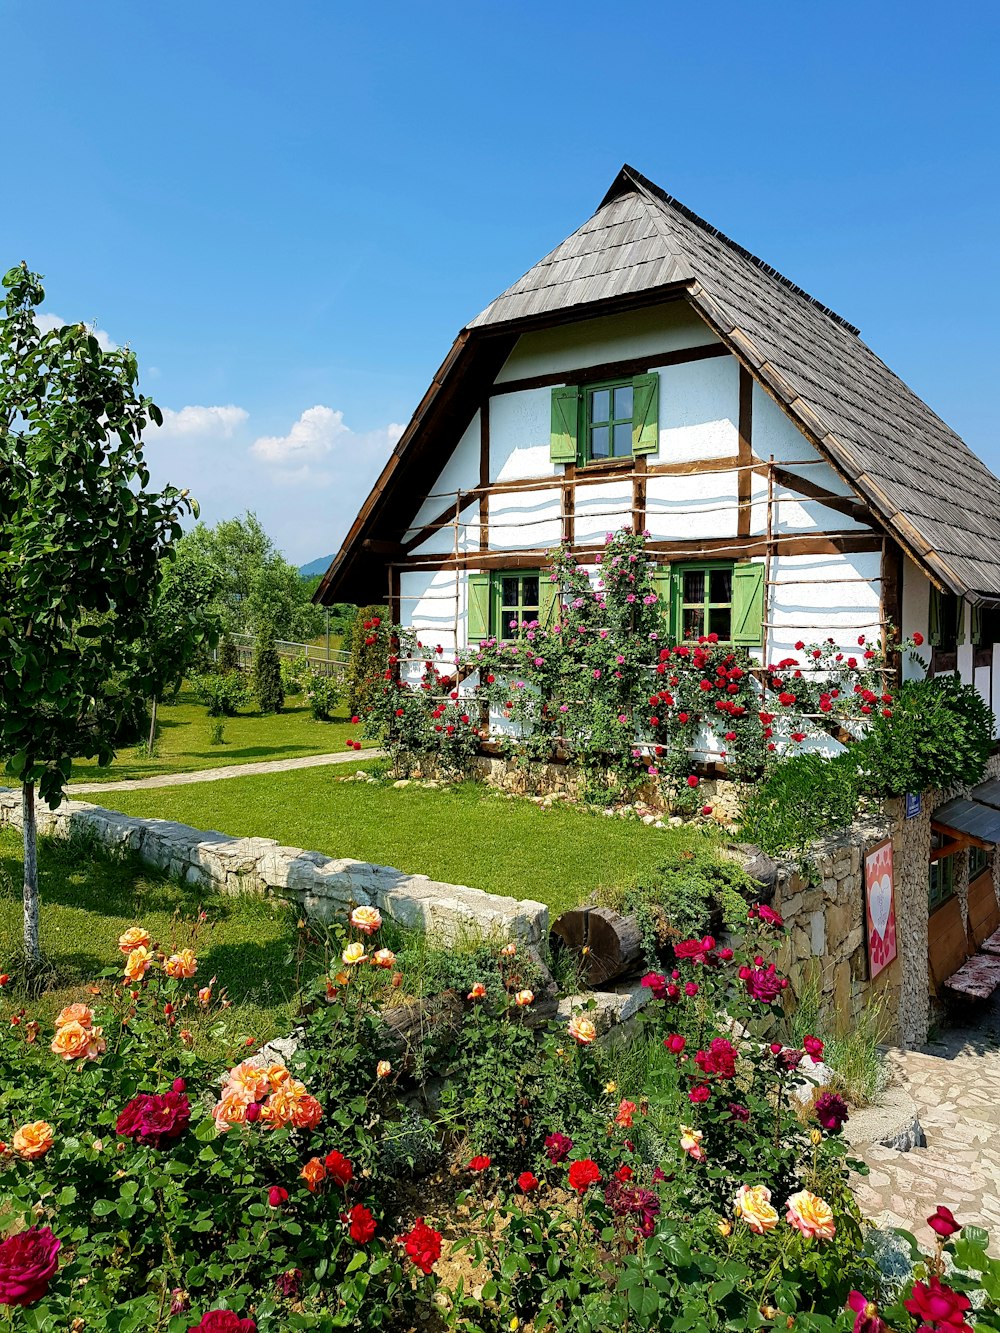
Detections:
[493, 570, 541, 639]
[549, 374, 659, 465]
[666, 561, 764, 645]
[929, 586, 962, 651]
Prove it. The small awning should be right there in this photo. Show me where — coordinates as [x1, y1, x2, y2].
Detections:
[933, 780, 1000, 846]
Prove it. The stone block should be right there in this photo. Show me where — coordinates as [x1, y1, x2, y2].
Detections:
[809, 910, 826, 956]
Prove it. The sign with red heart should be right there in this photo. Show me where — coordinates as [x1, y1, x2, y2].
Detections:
[865, 838, 897, 979]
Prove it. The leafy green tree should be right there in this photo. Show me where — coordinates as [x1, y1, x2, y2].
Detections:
[179, 513, 324, 641]
[252, 628, 285, 714]
[0, 264, 193, 966]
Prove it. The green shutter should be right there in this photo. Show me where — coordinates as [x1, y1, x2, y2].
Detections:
[955, 598, 966, 646]
[972, 602, 983, 646]
[928, 585, 942, 646]
[648, 565, 672, 633]
[632, 373, 659, 456]
[550, 386, 579, 464]
[467, 572, 491, 644]
[539, 572, 560, 627]
[732, 562, 765, 646]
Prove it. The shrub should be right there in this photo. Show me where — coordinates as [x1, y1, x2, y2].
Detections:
[252, 631, 284, 714]
[856, 673, 995, 796]
[738, 751, 867, 857]
[346, 605, 389, 716]
[279, 653, 306, 697]
[304, 672, 341, 721]
[192, 671, 252, 717]
[217, 634, 240, 674]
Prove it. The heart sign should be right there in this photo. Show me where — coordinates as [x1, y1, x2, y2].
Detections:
[865, 841, 897, 979]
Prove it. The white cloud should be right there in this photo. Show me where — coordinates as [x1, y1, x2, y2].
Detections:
[157, 404, 249, 439]
[35, 312, 117, 352]
[250, 404, 349, 464]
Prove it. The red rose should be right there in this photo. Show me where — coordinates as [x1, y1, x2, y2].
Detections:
[912, 631, 924, 646]
[567, 1158, 601, 1193]
[688, 1084, 711, 1103]
[803, 1035, 824, 1061]
[686, 775, 699, 788]
[664, 1034, 686, 1055]
[614, 1165, 634, 1182]
[517, 1171, 539, 1192]
[0, 1226, 60, 1307]
[778, 691, 796, 706]
[903, 1276, 971, 1332]
[348, 1204, 377, 1244]
[116, 1091, 190, 1150]
[400, 1217, 442, 1274]
[927, 1204, 962, 1238]
[847, 1291, 887, 1333]
[324, 1151, 353, 1189]
[267, 1187, 289, 1208]
[467, 1155, 491, 1173]
[187, 1311, 257, 1332]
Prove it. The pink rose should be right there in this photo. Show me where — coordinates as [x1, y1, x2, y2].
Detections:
[0, 1227, 60, 1307]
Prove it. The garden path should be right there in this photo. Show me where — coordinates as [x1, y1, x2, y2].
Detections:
[851, 997, 1000, 1251]
[68, 748, 382, 793]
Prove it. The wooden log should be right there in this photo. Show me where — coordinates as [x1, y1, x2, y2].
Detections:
[550, 907, 644, 986]
[381, 990, 465, 1072]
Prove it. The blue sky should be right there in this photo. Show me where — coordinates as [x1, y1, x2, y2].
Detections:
[5, 0, 998, 565]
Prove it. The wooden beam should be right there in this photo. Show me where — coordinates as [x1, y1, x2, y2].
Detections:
[881, 536, 904, 682]
[737, 366, 753, 538]
[401, 494, 478, 555]
[762, 464, 871, 525]
[489, 342, 729, 398]
[362, 539, 407, 556]
[479, 405, 490, 552]
[562, 461, 576, 545]
[632, 454, 647, 534]
[931, 822, 994, 855]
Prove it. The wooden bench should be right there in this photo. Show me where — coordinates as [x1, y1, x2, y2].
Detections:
[981, 926, 1000, 958]
[944, 950, 1000, 1000]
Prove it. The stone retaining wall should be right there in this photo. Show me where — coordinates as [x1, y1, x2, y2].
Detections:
[0, 788, 548, 947]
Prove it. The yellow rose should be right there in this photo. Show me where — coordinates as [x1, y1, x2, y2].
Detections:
[124, 946, 152, 982]
[350, 905, 382, 935]
[13, 1121, 54, 1159]
[55, 1003, 93, 1029]
[568, 1015, 597, 1045]
[734, 1184, 779, 1234]
[342, 942, 368, 966]
[163, 949, 198, 979]
[50, 1019, 106, 1062]
[118, 926, 151, 954]
[785, 1189, 836, 1240]
[377, 1060, 392, 1079]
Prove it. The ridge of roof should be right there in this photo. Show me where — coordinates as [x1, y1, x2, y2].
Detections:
[606, 164, 861, 336]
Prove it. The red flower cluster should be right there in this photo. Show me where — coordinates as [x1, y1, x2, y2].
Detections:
[694, 1037, 738, 1079]
[324, 1150, 353, 1189]
[116, 1089, 190, 1150]
[399, 1218, 442, 1274]
[738, 961, 788, 1004]
[567, 1158, 601, 1193]
[348, 1204, 376, 1244]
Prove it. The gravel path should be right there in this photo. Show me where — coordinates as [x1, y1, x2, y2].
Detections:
[68, 748, 382, 794]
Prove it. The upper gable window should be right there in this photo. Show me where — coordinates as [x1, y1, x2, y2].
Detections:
[587, 381, 633, 461]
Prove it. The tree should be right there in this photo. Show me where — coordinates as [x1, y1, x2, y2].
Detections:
[134, 547, 223, 750]
[178, 513, 324, 642]
[0, 264, 193, 967]
[252, 628, 284, 714]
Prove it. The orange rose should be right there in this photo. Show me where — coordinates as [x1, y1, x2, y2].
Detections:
[55, 1003, 93, 1029]
[213, 1093, 250, 1134]
[265, 1063, 292, 1091]
[785, 1190, 836, 1240]
[350, 906, 382, 935]
[12, 1121, 54, 1159]
[515, 989, 534, 1007]
[225, 1061, 270, 1101]
[372, 948, 396, 969]
[568, 1015, 597, 1045]
[118, 926, 151, 954]
[290, 1094, 323, 1130]
[260, 1089, 297, 1129]
[163, 949, 197, 979]
[124, 946, 152, 982]
[197, 986, 212, 1005]
[300, 1157, 326, 1192]
[50, 1020, 106, 1062]
[734, 1184, 779, 1234]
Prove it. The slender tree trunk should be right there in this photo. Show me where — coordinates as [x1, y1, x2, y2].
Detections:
[147, 695, 158, 752]
[22, 780, 40, 965]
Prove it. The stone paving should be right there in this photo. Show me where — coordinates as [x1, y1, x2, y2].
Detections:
[67, 748, 382, 794]
[852, 994, 1000, 1251]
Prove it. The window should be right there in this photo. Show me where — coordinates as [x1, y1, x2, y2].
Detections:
[494, 571, 540, 637]
[673, 563, 735, 641]
[970, 844, 990, 881]
[586, 381, 633, 461]
[929, 836, 957, 910]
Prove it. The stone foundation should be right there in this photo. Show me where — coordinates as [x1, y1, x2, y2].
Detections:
[0, 788, 548, 947]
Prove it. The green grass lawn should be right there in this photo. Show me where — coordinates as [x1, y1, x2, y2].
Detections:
[0, 826, 311, 1042]
[99, 770, 716, 917]
[60, 685, 358, 785]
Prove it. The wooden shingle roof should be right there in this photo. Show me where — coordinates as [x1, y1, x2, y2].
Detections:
[316, 166, 1000, 606]
[471, 165, 1000, 603]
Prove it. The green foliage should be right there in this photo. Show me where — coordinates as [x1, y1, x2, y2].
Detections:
[347, 606, 389, 715]
[857, 673, 995, 796]
[178, 512, 325, 641]
[218, 634, 240, 673]
[783, 975, 889, 1108]
[134, 547, 223, 704]
[252, 630, 285, 714]
[209, 720, 227, 746]
[738, 752, 867, 858]
[192, 671, 253, 717]
[303, 672, 341, 722]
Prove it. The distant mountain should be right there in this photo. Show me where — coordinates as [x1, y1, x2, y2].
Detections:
[299, 554, 335, 578]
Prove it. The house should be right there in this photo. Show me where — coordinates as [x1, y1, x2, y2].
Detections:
[316, 164, 1000, 1003]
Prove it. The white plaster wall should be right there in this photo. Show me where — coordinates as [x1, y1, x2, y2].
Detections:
[748, 470, 871, 536]
[399, 567, 464, 673]
[573, 481, 634, 546]
[488, 487, 561, 551]
[900, 557, 931, 682]
[489, 389, 556, 482]
[645, 472, 739, 541]
[405, 412, 480, 536]
[764, 550, 883, 662]
[495, 303, 718, 383]
[657, 355, 739, 462]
